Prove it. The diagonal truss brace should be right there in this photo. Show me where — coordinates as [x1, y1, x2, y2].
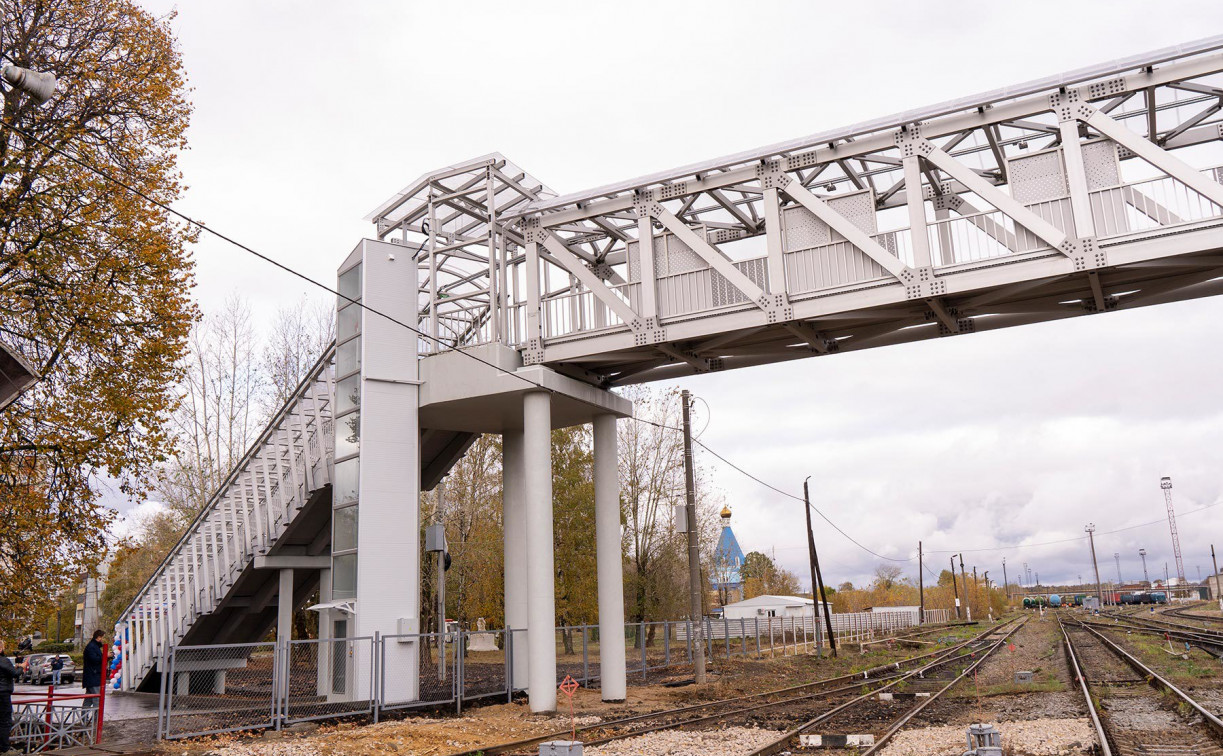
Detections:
[642, 199, 793, 324]
[1080, 103, 1223, 210]
[536, 230, 667, 346]
[778, 175, 915, 282]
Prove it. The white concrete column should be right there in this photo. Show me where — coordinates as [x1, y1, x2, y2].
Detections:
[523, 391, 556, 713]
[502, 429, 529, 689]
[277, 568, 294, 644]
[316, 568, 332, 697]
[593, 413, 626, 702]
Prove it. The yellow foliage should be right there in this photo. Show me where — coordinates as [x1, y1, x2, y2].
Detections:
[0, 1, 196, 637]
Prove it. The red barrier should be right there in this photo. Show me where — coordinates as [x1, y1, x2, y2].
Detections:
[97, 643, 109, 742]
[12, 644, 112, 745]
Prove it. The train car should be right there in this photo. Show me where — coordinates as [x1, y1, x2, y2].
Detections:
[1120, 592, 1139, 605]
[1073, 594, 1086, 606]
[1049, 594, 1062, 608]
[1150, 591, 1167, 604]
[1022, 597, 1033, 609]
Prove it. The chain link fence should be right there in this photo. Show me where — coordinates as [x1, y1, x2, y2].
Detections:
[157, 609, 949, 739]
[160, 642, 278, 739]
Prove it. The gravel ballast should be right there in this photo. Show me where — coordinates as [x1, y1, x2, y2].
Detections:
[878, 717, 1097, 756]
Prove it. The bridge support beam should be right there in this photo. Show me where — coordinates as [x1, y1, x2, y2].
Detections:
[277, 568, 294, 643]
[502, 428, 529, 690]
[524, 390, 557, 713]
[594, 413, 626, 702]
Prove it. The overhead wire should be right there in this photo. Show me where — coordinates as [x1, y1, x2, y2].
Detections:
[4, 112, 907, 566]
[9, 114, 1217, 579]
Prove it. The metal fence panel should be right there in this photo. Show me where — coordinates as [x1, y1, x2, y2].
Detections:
[162, 642, 277, 740]
[283, 637, 374, 724]
[381, 633, 455, 711]
[460, 628, 509, 702]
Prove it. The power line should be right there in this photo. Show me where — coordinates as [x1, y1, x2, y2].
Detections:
[12, 115, 1219, 577]
[8, 112, 909, 567]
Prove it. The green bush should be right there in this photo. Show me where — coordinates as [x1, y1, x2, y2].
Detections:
[34, 641, 75, 653]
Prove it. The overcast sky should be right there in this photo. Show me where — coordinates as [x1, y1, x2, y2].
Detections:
[127, 0, 1223, 591]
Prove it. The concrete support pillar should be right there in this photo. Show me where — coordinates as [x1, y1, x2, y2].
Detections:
[593, 413, 626, 702]
[277, 568, 294, 644]
[502, 429, 529, 690]
[523, 391, 556, 713]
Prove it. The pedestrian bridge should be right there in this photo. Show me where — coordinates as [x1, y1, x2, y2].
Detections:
[120, 36, 1223, 711]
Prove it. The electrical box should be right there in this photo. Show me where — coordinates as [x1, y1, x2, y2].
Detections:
[673, 504, 689, 533]
[1014, 671, 1033, 684]
[396, 617, 419, 644]
[540, 742, 583, 756]
[425, 524, 445, 552]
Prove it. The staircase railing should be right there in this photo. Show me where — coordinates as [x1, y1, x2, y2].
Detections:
[118, 346, 337, 690]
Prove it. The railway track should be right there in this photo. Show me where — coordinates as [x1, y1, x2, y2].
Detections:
[1165, 602, 1223, 627]
[1091, 610, 1223, 658]
[444, 619, 1016, 756]
[741, 617, 1026, 756]
[1059, 614, 1223, 756]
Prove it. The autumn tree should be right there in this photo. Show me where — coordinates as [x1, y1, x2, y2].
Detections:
[156, 296, 262, 522]
[0, 0, 195, 638]
[262, 297, 335, 411]
[741, 550, 802, 599]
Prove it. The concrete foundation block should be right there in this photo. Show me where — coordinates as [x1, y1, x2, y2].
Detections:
[1014, 671, 1033, 684]
[540, 741, 583, 756]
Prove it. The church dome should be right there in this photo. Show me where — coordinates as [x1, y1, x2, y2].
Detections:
[720, 505, 732, 519]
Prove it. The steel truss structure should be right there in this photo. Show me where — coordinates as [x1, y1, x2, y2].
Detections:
[120, 36, 1223, 701]
[372, 36, 1223, 385]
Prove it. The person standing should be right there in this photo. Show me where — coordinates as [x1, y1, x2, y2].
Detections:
[1, 638, 18, 754]
[82, 631, 106, 710]
[50, 655, 63, 687]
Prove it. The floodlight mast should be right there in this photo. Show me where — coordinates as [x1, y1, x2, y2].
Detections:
[1161, 477, 1186, 585]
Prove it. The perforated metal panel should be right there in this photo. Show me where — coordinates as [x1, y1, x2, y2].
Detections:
[626, 236, 666, 282]
[1082, 140, 1121, 190]
[780, 189, 876, 253]
[1008, 149, 1069, 203]
[782, 205, 831, 250]
[710, 258, 768, 308]
[827, 191, 878, 238]
[663, 232, 705, 276]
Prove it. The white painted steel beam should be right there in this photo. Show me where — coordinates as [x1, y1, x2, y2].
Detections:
[523, 390, 557, 713]
[593, 413, 626, 702]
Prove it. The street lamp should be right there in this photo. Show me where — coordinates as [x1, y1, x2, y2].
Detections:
[1, 64, 57, 105]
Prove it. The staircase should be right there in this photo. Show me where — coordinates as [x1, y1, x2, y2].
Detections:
[120, 349, 337, 691]
[119, 346, 479, 692]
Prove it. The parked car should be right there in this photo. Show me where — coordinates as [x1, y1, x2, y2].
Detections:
[19, 653, 50, 683]
[30, 654, 76, 685]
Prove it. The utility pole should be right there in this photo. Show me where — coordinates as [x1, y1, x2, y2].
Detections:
[918, 541, 924, 624]
[950, 557, 961, 619]
[959, 554, 971, 621]
[1139, 548, 1149, 584]
[972, 566, 979, 610]
[1211, 545, 1220, 611]
[803, 479, 836, 657]
[1086, 523, 1103, 607]
[1002, 558, 1009, 599]
[681, 390, 706, 683]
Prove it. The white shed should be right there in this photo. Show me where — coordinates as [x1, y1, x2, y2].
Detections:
[720, 595, 828, 620]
